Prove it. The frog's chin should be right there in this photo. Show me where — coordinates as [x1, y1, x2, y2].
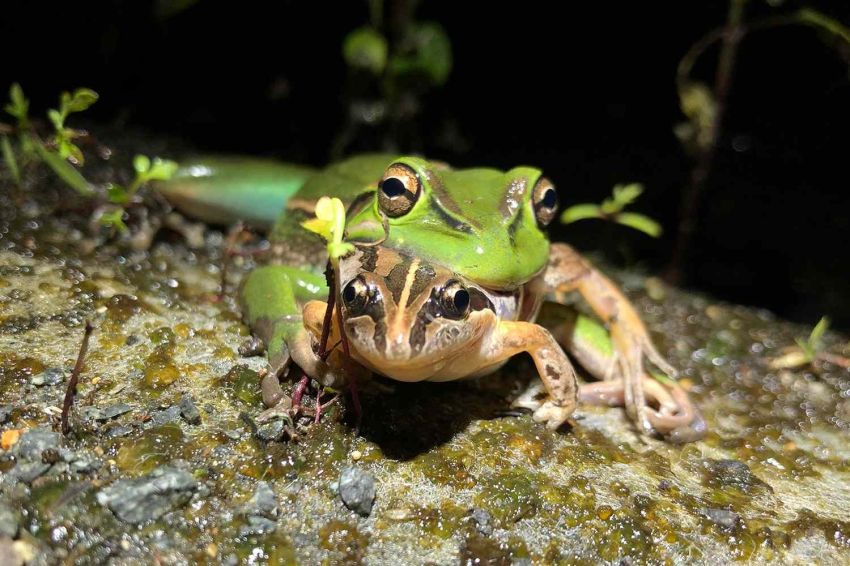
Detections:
[346, 337, 489, 383]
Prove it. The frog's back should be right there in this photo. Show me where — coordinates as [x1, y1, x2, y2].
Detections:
[270, 153, 394, 244]
[263, 153, 396, 270]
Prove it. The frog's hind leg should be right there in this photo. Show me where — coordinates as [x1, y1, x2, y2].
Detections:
[240, 265, 341, 415]
[535, 244, 698, 436]
[542, 304, 704, 439]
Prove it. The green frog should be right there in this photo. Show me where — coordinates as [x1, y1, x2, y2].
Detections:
[157, 154, 703, 439]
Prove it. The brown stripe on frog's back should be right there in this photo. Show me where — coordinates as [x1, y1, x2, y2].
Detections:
[373, 246, 404, 277]
[358, 245, 378, 273]
[383, 255, 415, 305]
[507, 204, 526, 248]
[427, 171, 482, 230]
[405, 263, 437, 307]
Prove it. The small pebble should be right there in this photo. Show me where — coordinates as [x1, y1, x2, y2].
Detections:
[149, 405, 181, 426]
[13, 428, 61, 459]
[10, 461, 51, 483]
[31, 368, 64, 387]
[238, 336, 265, 357]
[338, 466, 376, 517]
[179, 394, 202, 425]
[88, 404, 133, 422]
[239, 515, 277, 536]
[246, 481, 278, 518]
[701, 507, 740, 530]
[350, 450, 362, 461]
[103, 424, 134, 439]
[125, 335, 140, 346]
[96, 465, 199, 524]
[0, 405, 11, 424]
[256, 419, 285, 442]
[470, 507, 493, 536]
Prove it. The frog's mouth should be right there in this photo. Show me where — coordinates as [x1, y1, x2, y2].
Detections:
[342, 313, 492, 382]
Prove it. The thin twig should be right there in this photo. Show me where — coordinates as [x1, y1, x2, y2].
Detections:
[317, 261, 336, 359]
[665, 0, 747, 284]
[60, 320, 94, 435]
[217, 221, 245, 301]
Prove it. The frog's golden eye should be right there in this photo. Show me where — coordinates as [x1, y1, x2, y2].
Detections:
[378, 163, 421, 217]
[439, 280, 471, 320]
[532, 177, 558, 227]
[342, 276, 370, 315]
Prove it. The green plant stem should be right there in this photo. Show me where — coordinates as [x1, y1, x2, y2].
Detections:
[1, 135, 20, 184]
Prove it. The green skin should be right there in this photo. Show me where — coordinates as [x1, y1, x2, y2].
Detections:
[157, 154, 700, 438]
[159, 153, 579, 368]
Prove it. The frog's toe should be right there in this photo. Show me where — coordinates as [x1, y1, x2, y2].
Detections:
[511, 378, 546, 411]
[532, 399, 575, 430]
[256, 396, 294, 423]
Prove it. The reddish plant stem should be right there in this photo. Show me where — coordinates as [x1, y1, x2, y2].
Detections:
[61, 320, 94, 435]
[317, 261, 336, 360]
[291, 373, 310, 412]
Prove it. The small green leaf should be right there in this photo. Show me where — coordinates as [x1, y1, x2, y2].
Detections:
[133, 154, 151, 175]
[616, 212, 663, 238]
[560, 203, 602, 224]
[1, 135, 20, 183]
[99, 208, 128, 233]
[601, 183, 644, 214]
[388, 22, 453, 85]
[613, 183, 644, 206]
[795, 337, 815, 363]
[66, 88, 99, 113]
[48, 109, 64, 131]
[808, 316, 830, 351]
[107, 183, 130, 204]
[4, 83, 29, 121]
[798, 8, 850, 45]
[343, 27, 388, 75]
[146, 157, 179, 181]
[34, 143, 93, 195]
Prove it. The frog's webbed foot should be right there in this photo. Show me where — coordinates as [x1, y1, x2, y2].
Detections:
[579, 377, 705, 440]
[540, 243, 697, 436]
[609, 326, 677, 434]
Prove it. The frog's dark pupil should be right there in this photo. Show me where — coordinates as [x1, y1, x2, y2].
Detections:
[381, 177, 407, 198]
[452, 289, 470, 312]
[542, 188, 557, 209]
[343, 282, 358, 304]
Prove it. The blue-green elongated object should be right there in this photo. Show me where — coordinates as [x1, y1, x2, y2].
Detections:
[154, 156, 317, 229]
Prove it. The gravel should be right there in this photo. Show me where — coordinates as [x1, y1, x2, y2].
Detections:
[179, 394, 201, 425]
[96, 466, 199, 524]
[338, 466, 376, 517]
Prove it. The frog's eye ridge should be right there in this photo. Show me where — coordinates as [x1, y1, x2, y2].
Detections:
[440, 280, 471, 320]
[378, 163, 421, 217]
[532, 177, 558, 227]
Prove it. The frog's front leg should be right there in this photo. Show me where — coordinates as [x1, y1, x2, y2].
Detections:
[240, 265, 343, 414]
[536, 243, 679, 434]
[490, 320, 579, 430]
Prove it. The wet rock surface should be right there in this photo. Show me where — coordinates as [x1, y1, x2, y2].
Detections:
[96, 465, 200, 524]
[1, 163, 850, 564]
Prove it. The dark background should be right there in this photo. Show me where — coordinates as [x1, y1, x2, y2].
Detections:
[3, 0, 850, 330]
